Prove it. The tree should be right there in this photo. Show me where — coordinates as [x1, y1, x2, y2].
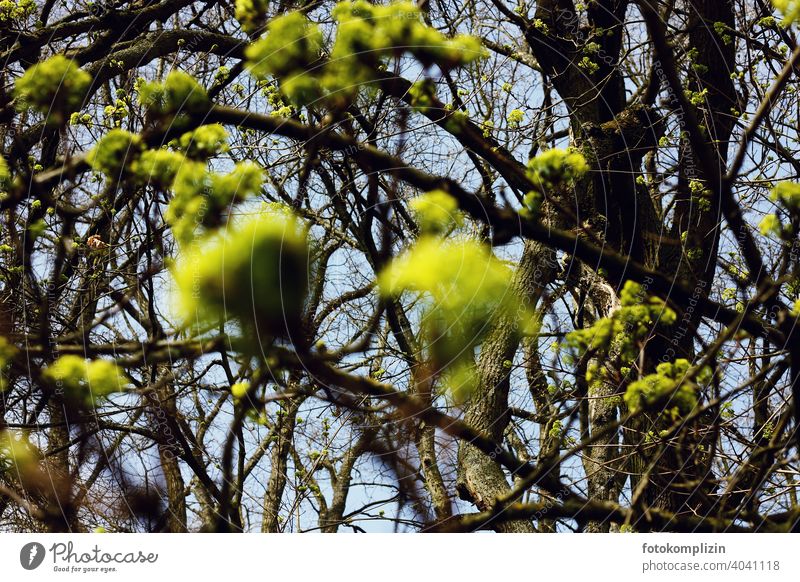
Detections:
[0, 0, 799, 533]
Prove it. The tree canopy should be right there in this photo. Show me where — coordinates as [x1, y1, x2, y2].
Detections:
[1, 0, 800, 533]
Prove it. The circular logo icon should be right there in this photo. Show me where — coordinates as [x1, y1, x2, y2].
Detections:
[19, 542, 45, 570]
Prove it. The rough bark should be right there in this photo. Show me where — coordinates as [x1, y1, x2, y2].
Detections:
[457, 240, 556, 532]
[154, 382, 187, 532]
[261, 398, 303, 532]
[634, 0, 738, 517]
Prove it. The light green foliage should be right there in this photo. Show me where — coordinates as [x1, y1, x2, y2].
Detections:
[0, 156, 9, 187]
[330, 1, 484, 69]
[0, 336, 15, 366]
[527, 148, 588, 189]
[0, 336, 16, 392]
[507, 108, 524, 128]
[408, 79, 437, 112]
[245, 12, 324, 105]
[720, 401, 735, 420]
[770, 182, 800, 210]
[379, 235, 528, 374]
[0, 0, 35, 21]
[578, 56, 599, 75]
[786, 278, 800, 300]
[231, 381, 250, 401]
[685, 88, 709, 106]
[686, 248, 703, 261]
[167, 160, 211, 243]
[721, 287, 737, 303]
[409, 190, 462, 234]
[712, 21, 733, 45]
[214, 66, 231, 87]
[689, 179, 712, 212]
[548, 418, 564, 439]
[521, 190, 543, 219]
[759, 214, 781, 237]
[270, 105, 293, 118]
[130, 149, 186, 187]
[13, 55, 91, 123]
[532, 18, 548, 33]
[103, 98, 129, 126]
[177, 124, 229, 159]
[759, 15, 778, 27]
[584, 42, 601, 54]
[689, 179, 707, 196]
[87, 129, 144, 178]
[443, 109, 469, 133]
[70, 111, 93, 128]
[173, 211, 309, 338]
[773, 0, 800, 25]
[624, 358, 709, 419]
[85, 359, 129, 396]
[166, 161, 264, 244]
[43, 355, 129, 404]
[211, 162, 263, 200]
[245, 2, 484, 105]
[0, 430, 39, 475]
[138, 71, 209, 114]
[566, 281, 676, 362]
[441, 361, 478, 404]
[234, 0, 268, 32]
